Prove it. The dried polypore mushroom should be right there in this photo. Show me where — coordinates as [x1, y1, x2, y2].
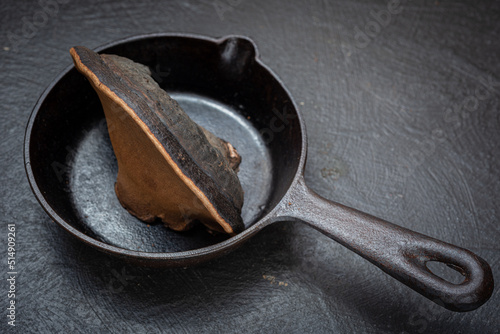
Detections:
[70, 46, 244, 235]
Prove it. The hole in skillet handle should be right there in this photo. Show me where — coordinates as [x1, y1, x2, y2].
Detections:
[426, 261, 466, 284]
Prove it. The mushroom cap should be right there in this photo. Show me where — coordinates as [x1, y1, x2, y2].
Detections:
[70, 46, 244, 235]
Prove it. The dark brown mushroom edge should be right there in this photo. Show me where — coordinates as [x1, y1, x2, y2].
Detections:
[70, 46, 244, 235]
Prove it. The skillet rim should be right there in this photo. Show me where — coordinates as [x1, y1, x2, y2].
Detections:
[24, 32, 308, 264]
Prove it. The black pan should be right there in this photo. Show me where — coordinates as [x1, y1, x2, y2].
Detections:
[24, 33, 493, 312]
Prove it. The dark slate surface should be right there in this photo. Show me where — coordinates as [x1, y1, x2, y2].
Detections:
[1, 0, 499, 332]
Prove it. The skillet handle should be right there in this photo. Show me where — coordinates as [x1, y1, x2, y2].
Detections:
[276, 178, 494, 312]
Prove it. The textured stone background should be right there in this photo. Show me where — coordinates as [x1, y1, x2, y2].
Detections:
[1, 0, 499, 332]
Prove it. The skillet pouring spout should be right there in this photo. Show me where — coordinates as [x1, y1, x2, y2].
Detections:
[272, 177, 494, 312]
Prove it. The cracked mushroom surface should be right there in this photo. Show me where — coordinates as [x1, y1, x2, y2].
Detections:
[70, 46, 244, 235]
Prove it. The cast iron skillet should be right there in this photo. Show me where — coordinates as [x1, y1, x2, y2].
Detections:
[24, 33, 493, 312]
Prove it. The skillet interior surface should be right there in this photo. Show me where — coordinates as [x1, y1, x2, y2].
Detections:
[26, 34, 304, 254]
